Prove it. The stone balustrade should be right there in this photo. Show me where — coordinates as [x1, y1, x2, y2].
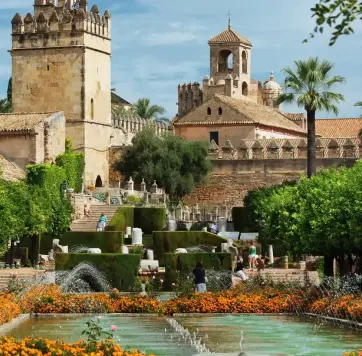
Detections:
[209, 138, 361, 160]
[171, 204, 233, 223]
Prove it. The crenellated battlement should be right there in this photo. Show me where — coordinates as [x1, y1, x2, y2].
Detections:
[209, 137, 362, 160]
[11, 1, 111, 52]
[177, 82, 203, 116]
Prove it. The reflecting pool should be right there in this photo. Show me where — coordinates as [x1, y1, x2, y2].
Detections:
[7, 315, 362, 355]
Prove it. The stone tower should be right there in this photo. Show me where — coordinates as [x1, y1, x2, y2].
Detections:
[208, 23, 252, 97]
[262, 72, 282, 109]
[11, 0, 112, 187]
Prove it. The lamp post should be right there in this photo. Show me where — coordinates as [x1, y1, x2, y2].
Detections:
[61, 180, 68, 197]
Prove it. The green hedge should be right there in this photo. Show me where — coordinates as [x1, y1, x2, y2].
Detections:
[123, 235, 153, 247]
[106, 207, 134, 233]
[164, 252, 232, 290]
[41, 231, 123, 254]
[134, 208, 166, 234]
[153, 231, 228, 266]
[107, 207, 166, 234]
[55, 253, 140, 291]
[55, 151, 85, 193]
[232, 207, 255, 232]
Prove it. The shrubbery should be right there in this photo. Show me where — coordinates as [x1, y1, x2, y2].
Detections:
[244, 161, 362, 276]
[0, 139, 84, 258]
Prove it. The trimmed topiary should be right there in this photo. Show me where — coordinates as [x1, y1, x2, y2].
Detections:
[55, 253, 140, 291]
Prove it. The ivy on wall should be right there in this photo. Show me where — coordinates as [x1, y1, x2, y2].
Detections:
[55, 138, 85, 193]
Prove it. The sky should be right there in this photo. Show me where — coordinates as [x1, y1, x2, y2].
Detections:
[0, 0, 362, 119]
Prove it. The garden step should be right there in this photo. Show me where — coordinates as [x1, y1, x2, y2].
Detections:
[70, 204, 121, 232]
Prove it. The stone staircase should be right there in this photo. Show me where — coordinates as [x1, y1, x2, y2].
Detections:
[245, 269, 319, 285]
[0, 269, 46, 291]
[70, 205, 121, 232]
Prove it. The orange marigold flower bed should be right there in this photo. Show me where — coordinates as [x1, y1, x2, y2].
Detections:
[343, 350, 362, 356]
[0, 337, 154, 356]
[0, 294, 21, 326]
[20, 285, 164, 314]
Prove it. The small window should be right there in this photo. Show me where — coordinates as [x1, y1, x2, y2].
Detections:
[207, 107, 212, 115]
[210, 131, 219, 146]
[91, 99, 94, 120]
[47, 65, 50, 71]
[218, 107, 223, 115]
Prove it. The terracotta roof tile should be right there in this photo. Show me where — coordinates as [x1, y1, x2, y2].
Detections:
[174, 94, 306, 134]
[315, 118, 362, 138]
[0, 112, 57, 132]
[208, 28, 252, 46]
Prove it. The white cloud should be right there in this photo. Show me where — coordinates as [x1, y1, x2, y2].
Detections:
[0, 0, 361, 118]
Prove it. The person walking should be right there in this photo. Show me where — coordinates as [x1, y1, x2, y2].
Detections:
[193, 261, 207, 293]
[100, 213, 107, 231]
[248, 241, 257, 271]
[235, 257, 248, 281]
[96, 219, 103, 232]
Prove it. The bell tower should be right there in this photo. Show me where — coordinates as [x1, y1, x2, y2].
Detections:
[11, 0, 112, 186]
[208, 23, 252, 96]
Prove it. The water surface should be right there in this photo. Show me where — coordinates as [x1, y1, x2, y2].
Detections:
[7, 315, 362, 356]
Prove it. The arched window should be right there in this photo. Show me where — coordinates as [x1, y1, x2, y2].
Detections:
[218, 107, 223, 115]
[242, 51, 247, 74]
[91, 99, 94, 120]
[218, 49, 233, 72]
[242, 82, 248, 96]
[207, 107, 212, 115]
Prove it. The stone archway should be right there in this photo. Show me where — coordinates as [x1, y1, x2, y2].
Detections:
[95, 175, 103, 188]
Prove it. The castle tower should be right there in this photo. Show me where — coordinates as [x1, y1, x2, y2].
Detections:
[262, 72, 282, 109]
[208, 22, 252, 97]
[11, 0, 112, 187]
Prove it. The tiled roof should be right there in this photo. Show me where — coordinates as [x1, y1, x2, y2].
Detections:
[316, 118, 362, 138]
[174, 94, 306, 134]
[0, 112, 56, 132]
[283, 112, 305, 121]
[208, 28, 252, 46]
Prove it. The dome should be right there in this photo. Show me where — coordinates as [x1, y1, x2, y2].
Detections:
[264, 71, 281, 90]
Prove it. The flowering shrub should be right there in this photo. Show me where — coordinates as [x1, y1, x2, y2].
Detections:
[310, 295, 362, 321]
[343, 351, 362, 356]
[20, 285, 164, 314]
[0, 294, 21, 326]
[0, 337, 153, 356]
[163, 288, 303, 315]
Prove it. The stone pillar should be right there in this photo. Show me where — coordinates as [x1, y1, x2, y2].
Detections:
[141, 178, 146, 192]
[268, 245, 274, 264]
[218, 217, 227, 233]
[127, 177, 134, 192]
[151, 181, 158, 194]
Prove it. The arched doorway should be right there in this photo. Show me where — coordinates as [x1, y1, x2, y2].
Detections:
[242, 82, 248, 96]
[95, 175, 103, 188]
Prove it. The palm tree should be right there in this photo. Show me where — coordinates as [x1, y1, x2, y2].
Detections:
[355, 102, 362, 118]
[277, 57, 345, 177]
[133, 98, 166, 121]
[0, 99, 11, 113]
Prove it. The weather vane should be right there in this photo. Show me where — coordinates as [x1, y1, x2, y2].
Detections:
[228, 10, 231, 29]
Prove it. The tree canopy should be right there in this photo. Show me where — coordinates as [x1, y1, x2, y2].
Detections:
[309, 0, 362, 45]
[244, 161, 362, 274]
[115, 129, 211, 204]
[132, 98, 167, 121]
[277, 57, 345, 177]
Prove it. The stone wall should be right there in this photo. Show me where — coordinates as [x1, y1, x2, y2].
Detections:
[185, 158, 356, 207]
